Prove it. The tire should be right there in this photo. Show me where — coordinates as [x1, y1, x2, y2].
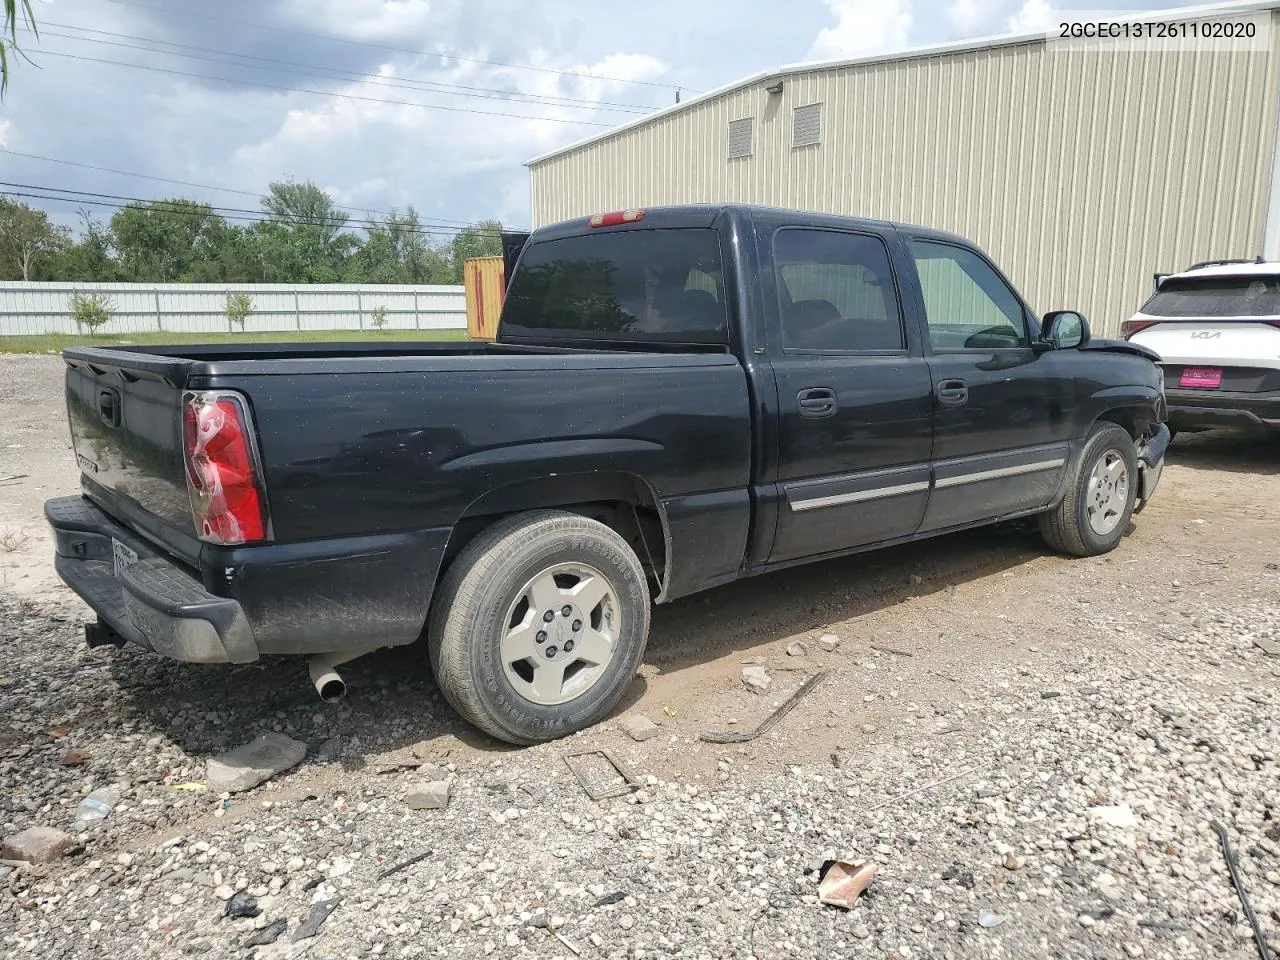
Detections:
[427, 510, 651, 745]
[1039, 422, 1138, 557]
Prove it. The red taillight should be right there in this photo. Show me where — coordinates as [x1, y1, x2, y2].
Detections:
[589, 209, 645, 228]
[182, 392, 269, 545]
[1119, 319, 1159, 340]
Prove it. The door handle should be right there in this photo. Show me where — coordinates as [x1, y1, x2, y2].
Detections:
[797, 387, 837, 418]
[935, 379, 968, 407]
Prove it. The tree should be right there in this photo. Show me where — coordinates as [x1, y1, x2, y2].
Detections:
[259, 181, 358, 281]
[261, 181, 348, 243]
[225, 291, 253, 330]
[39, 211, 118, 282]
[69, 291, 114, 334]
[0, 198, 68, 280]
[2, 0, 36, 96]
[347, 207, 452, 284]
[110, 198, 230, 282]
[448, 219, 503, 282]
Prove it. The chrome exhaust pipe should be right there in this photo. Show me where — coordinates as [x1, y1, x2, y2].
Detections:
[308, 649, 374, 703]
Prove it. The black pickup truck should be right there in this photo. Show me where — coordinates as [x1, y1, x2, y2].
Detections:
[46, 204, 1169, 744]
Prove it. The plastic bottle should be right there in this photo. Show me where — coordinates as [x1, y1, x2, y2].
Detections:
[73, 785, 122, 832]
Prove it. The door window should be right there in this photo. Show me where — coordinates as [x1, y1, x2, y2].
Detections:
[774, 229, 904, 351]
[911, 240, 1028, 350]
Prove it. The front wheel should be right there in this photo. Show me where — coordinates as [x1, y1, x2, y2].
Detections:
[1039, 423, 1138, 557]
[428, 510, 651, 745]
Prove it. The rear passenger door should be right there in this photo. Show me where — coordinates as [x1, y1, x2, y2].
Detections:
[906, 238, 1074, 532]
[767, 226, 935, 563]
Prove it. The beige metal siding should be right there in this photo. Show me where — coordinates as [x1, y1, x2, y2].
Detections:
[531, 19, 1280, 335]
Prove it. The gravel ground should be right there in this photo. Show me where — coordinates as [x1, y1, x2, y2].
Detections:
[1, 353, 1279, 959]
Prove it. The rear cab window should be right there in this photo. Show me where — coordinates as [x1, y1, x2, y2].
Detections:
[1141, 276, 1280, 317]
[773, 228, 905, 352]
[501, 229, 729, 344]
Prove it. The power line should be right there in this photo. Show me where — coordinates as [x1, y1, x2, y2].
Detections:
[95, 0, 689, 92]
[0, 149, 480, 227]
[1, 186, 505, 240]
[34, 22, 658, 114]
[37, 49, 615, 126]
[0, 180, 488, 233]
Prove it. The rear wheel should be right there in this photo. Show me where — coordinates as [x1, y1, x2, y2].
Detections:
[1039, 422, 1138, 557]
[428, 510, 651, 745]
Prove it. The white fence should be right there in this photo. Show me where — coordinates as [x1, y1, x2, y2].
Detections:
[0, 282, 468, 337]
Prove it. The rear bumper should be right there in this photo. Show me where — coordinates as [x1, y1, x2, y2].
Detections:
[1165, 388, 1280, 431]
[46, 496, 259, 663]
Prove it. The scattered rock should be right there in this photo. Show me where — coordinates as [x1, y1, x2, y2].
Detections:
[618, 714, 659, 742]
[786, 641, 807, 657]
[1002, 852, 1025, 871]
[908, 574, 923, 586]
[1, 825, 73, 864]
[1090, 805, 1138, 829]
[59, 747, 90, 766]
[224, 890, 261, 919]
[741, 665, 772, 695]
[1041, 691, 1062, 699]
[406, 780, 451, 811]
[817, 634, 841, 652]
[205, 732, 306, 793]
[1254, 636, 1280, 656]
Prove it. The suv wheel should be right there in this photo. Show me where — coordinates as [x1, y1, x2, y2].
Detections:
[428, 510, 651, 745]
[1039, 422, 1138, 557]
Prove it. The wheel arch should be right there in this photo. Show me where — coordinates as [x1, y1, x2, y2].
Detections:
[440, 471, 671, 601]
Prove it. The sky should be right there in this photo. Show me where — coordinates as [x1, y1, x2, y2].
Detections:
[0, 0, 1194, 236]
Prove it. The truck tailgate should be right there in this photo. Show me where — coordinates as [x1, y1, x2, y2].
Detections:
[64, 351, 199, 559]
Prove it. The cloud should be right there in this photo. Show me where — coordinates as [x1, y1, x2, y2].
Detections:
[1007, 0, 1056, 32]
[948, 0, 1002, 34]
[0, 119, 9, 148]
[808, 0, 913, 59]
[279, 0, 439, 41]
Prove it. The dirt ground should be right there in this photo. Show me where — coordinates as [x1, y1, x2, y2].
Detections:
[2, 352, 1280, 959]
[1, 350, 1276, 780]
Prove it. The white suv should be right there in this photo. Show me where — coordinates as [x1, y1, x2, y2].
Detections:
[1122, 259, 1280, 434]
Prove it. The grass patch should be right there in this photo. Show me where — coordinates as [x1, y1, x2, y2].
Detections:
[0, 329, 470, 354]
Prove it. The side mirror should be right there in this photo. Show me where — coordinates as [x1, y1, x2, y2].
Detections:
[1040, 310, 1091, 350]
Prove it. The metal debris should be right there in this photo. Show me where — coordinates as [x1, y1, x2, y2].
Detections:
[564, 750, 640, 801]
[244, 919, 287, 947]
[377, 850, 431, 880]
[292, 898, 340, 941]
[700, 670, 828, 744]
[1212, 820, 1272, 960]
[224, 890, 261, 919]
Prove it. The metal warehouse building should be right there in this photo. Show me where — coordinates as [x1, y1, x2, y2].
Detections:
[527, 0, 1280, 335]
